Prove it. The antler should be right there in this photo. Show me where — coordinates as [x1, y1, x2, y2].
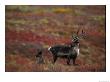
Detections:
[72, 26, 86, 40]
[76, 27, 80, 35]
[72, 27, 80, 39]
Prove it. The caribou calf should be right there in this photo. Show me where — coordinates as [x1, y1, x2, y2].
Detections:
[35, 49, 44, 64]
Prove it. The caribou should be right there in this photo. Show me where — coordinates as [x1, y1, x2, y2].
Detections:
[48, 28, 84, 65]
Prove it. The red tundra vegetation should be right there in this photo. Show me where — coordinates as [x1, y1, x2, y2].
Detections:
[5, 5, 106, 72]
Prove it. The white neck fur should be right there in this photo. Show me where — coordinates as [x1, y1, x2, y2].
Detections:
[74, 47, 80, 56]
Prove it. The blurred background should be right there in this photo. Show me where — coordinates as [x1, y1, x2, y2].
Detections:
[5, 5, 106, 72]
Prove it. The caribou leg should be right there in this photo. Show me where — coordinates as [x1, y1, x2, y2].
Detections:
[73, 56, 78, 65]
[53, 55, 57, 64]
[67, 56, 71, 65]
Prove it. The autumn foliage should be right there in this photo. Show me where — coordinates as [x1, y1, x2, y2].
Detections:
[5, 5, 106, 72]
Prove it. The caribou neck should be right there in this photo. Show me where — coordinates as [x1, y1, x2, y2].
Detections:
[71, 43, 80, 56]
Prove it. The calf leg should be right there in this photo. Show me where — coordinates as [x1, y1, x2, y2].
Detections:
[39, 56, 44, 64]
[36, 56, 44, 64]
